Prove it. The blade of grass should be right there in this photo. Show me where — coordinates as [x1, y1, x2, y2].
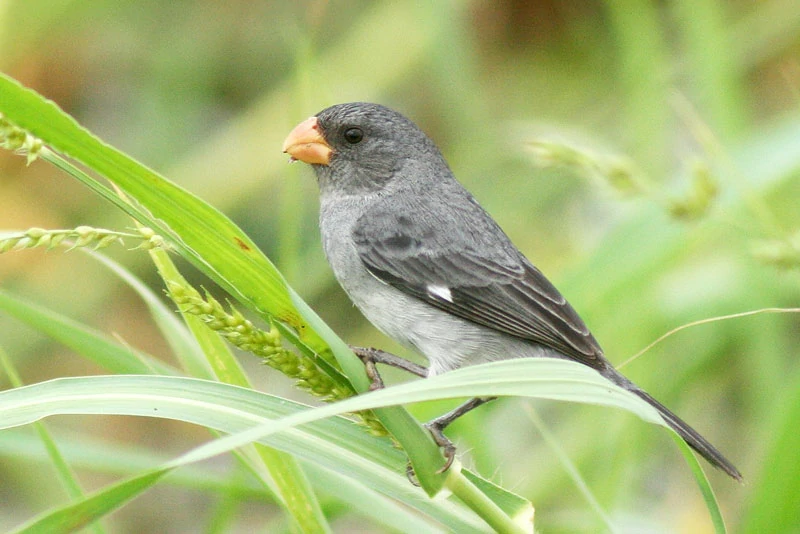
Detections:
[87, 250, 213, 379]
[0, 73, 450, 495]
[10, 468, 167, 534]
[670, 436, 727, 534]
[0, 427, 270, 500]
[0, 359, 674, 532]
[0, 427, 447, 534]
[0, 346, 106, 534]
[524, 405, 616, 532]
[0, 374, 501, 533]
[0, 288, 176, 375]
[148, 245, 332, 534]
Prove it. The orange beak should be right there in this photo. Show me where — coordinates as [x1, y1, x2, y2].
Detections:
[282, 116, 332, 165]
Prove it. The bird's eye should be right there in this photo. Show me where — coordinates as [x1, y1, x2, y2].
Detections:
[343, 127, 363, 144]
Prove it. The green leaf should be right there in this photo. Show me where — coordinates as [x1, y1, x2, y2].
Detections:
[0, 359, 672, 524]
[0, 72, 450, 495]
[670, 435, 727, 534]
[0, 426, 445, 534]
[11, 469, 165, 534]
[89, 251, 213, 379]
[0, 373, 499, 532]
[739, 372, 800, 534]
[0, 73, 307, 343]
[147, 245, 332, 534]
[0, 287, 175, 376]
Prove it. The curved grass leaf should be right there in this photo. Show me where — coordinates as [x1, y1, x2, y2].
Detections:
[0, 73, 306, 344]
[0, 357, 722, 533]
[0, 429, 441, 534]
[0, 374, 500, 533]
[89, 251, 212, 379]
[0, 73, 452, 494]
[0, 288, 175, 376]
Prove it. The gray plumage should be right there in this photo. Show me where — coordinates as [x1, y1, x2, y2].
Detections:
[291, 102, 741, 481]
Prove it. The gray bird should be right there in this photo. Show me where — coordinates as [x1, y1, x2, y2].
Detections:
[282, 102, 741, 481]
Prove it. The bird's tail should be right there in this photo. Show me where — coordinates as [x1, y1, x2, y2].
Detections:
[632, 386, 742, 481]
[606, 372, 742, 481]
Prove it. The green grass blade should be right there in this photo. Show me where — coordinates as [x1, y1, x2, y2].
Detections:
[0, 358, 721, 532]
[524, 406, 615, 532]
[306, 466, 448, 534]
[0, 73, 312, 348]
[0, 375, 490, 532]
[0, 72, 450, 495]
[670, 436, 727, 534]
[0, 427, 447, 534]
[88, 251, 213, 379]
[0, 288, 175, 375]
[0, 347, 106, 534]
[10, 468, 167, 534]
[0, 428, 268, 500]
[0, 358, 677, 532]
[148, 246, 332, 534]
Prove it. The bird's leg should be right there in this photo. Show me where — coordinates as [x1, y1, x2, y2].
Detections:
[350, 346, 428, 377]
[349, 347, 496, 476]
[350, 346, 428, 391]
[425, 397, 497, 473]
[350, 346, 384, 391]
[349, 346, 431, 484]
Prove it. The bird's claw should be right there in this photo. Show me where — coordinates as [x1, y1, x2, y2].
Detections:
[405, 461, 420, 486]
[404, 423, 457, 484]
[350, 346, 386, 391]
[350, 346, 458, 478]
[425, 421, 457, 474]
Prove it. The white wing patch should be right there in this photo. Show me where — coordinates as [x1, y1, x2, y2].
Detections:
[426, 284, 453, 303]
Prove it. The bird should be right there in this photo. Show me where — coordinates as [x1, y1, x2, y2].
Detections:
[282, 102, 742, 481]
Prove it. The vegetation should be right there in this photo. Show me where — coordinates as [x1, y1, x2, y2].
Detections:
[1, 2, 799, 532]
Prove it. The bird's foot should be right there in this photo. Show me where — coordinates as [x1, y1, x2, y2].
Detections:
[425, 420, 457, 474]
[405, 461, 420, 486]
[350, 345, 428, 391]
[402, 422, 457, 485]
[350, 346, 386, 391]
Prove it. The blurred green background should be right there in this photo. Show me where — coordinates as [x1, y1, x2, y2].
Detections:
[2, 1, 800, 532]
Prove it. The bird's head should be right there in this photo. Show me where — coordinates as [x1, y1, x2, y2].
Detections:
[282, 102, 447, 195]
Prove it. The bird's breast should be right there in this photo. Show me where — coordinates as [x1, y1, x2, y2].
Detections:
[317, 194, 559, 376]
[319, 195, 416, 340]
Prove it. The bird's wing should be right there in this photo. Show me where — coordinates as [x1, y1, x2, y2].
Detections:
[352, 197, 604, 369]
